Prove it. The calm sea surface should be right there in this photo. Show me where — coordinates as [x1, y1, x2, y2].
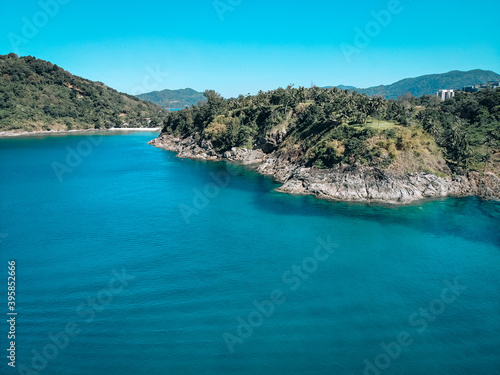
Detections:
[0, 132, 499, 375]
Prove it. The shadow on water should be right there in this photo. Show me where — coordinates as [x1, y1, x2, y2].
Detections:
[263, 178, 500, 245]
[260, 192, 500, 247]
[168, 151, 500, 248]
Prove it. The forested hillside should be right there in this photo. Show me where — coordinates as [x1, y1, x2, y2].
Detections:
[0, 54, 166, 132]
[162, 86, 500, 175]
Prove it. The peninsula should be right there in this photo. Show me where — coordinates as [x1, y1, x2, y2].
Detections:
[149, 87, 500, 203]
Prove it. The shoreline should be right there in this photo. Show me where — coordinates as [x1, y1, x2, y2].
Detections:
[0, 127, 161, 138]
[149, 133, 500, 205]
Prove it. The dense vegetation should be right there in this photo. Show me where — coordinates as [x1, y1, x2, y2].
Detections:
[417, 89, 500, 173]
[327, 69, 500, 99]
[0, 54, 166, 132]
[136, 88, 206, 110]
[163, 86, 500, 175]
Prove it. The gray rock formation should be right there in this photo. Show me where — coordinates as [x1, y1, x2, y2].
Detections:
[149, 134, 500, 204]
[259, 155, 500, 203]
[148, 134, 265, 165]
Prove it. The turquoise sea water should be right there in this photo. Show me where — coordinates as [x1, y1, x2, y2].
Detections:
[0, 132, 499, 375]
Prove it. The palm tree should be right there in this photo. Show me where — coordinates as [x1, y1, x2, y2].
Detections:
[370, 96, 386, 127]
[481, 153, 491, 173]
[357, 96, 370, 124]
[481, 129, 499, 173]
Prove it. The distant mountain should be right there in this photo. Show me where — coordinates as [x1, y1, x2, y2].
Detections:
[337, 85, 356, 90]
[329, 69, 500, 99]
[136, 88, 206, 110]
[0, 53, 164, 132]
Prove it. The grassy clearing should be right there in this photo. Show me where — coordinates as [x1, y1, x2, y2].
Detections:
[365, 118, 397, 130]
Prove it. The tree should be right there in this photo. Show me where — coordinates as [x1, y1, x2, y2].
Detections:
[370, 96, 387, 126]
[204, 90, 226, 119]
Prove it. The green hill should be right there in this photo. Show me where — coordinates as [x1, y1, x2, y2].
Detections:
[161, 86, 500, 175]
[0, 53, 166, 132]
[329, 69, 500, 99]
[136, 88, 206, 110]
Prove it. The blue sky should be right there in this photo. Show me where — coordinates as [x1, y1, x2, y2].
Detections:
[0, 0, 499, 98]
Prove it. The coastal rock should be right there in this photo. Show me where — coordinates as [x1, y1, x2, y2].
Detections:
[262, 155, 500, 203]
[149, 134, 500, 204]
[228, 147, 266, 165]
[148, 134, 265, 165]
[257, 129, 287, 153]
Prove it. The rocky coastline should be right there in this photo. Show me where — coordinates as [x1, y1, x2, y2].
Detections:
[148, 133, 500, 204]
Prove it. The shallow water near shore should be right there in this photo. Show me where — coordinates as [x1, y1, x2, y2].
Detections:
[0, 132, 499, 375]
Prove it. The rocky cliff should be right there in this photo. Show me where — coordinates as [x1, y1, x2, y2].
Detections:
[148, 134, 500, 204]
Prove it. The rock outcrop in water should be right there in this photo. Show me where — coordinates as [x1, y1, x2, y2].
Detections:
[148, 134, 266, 165]
[148, 134, 500, 204]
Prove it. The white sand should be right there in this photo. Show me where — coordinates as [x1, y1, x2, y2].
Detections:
[0, 128, 161, 137]
[108, 128, 161, 131]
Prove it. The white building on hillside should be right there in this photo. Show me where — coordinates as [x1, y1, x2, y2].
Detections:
[437, 89, 455, 101]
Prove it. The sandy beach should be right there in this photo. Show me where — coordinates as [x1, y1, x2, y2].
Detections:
[0, 128, 161, 138]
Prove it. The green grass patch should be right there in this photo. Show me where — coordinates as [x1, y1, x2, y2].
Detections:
[365, 118, 397, 130]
